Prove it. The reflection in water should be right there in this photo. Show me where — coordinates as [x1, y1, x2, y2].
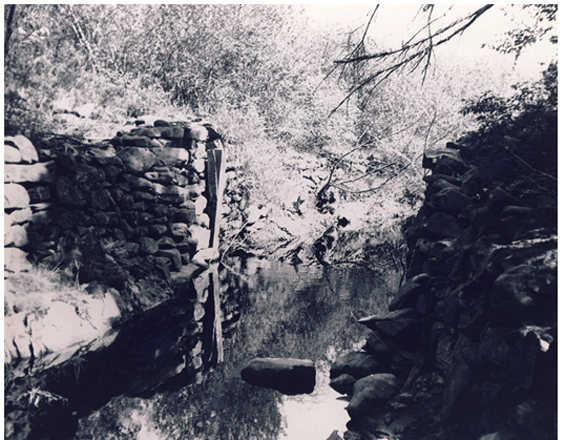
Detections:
[75, 258, 398, 440]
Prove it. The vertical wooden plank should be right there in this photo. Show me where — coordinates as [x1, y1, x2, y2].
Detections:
[211, 265, 224, 363]
[206, 148, 225, 251]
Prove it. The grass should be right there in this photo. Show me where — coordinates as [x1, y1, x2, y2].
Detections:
[4, 265, 90, 320]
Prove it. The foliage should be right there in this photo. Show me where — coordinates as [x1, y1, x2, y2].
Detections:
[486, 5, 558, 58]
[4, 4, 546, 260]
[460, 61, 557, 178]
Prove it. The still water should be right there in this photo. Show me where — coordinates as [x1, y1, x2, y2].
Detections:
[75, 258, 399, 440]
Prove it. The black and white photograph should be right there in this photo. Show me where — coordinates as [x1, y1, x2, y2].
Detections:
[4, 4, 558, 440]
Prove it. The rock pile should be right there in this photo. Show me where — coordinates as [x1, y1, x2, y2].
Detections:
[333, 138, 557, 440]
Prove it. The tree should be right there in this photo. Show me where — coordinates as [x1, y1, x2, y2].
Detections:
[331, 5, 557, 112]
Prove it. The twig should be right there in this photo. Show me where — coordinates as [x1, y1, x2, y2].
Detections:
[220, 220, 250, 261]
[330, 5, 494, 113]
[333, 163, 396, 187]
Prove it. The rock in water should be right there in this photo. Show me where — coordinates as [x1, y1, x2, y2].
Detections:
[346, 373, 399, 419]
[241, 357, 316, 395]
[330, 374, 357, 395]
[330, 351, 383, 379]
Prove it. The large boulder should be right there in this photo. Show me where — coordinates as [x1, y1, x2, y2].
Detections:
[431, 187, 473, 215]
[329, 374, 357, 395]
[362, 331, 393, 361]
[369, 319, 424, 351]
[330, 351, 384, 379]
[346, 373, 399, 419]
[420, 212, 462, 240]
[389, 274, 431, 311]
[241, 357, 316, 395]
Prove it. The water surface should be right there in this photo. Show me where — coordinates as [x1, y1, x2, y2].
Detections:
[75, 259, 399, 440]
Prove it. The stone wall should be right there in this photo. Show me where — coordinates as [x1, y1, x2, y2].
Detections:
[4, 120, 232, 440]
[5, 119, 225, 313]
[331, 138, 557, 440]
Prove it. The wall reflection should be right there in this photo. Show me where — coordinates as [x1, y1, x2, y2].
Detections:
[75, 259, 395, 440]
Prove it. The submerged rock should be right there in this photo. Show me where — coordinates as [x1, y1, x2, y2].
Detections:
[241, 357, 316, 395]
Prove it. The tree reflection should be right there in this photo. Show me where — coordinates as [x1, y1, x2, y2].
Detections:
[75, 259, 395, 439]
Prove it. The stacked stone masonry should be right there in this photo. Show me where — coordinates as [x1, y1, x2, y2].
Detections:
[333, 141, 557, 440]
[5, 120, 225, 313]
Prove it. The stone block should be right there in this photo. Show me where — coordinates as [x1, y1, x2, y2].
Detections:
[56, 177, 87, 206]
[121, 135, 162, 148]
[27, 186, 50, 204]
[5, 135, 38, 163]
[176, 238, 198, 255]
[138, 237, 159, 255]
[156, 248, 182, 271]
[185, 183, 206, 200]
[174, 207, 197, 225]
[158, 236, 177, 249]
[5, 224, 28, 247]
[131, 201, 147, 211]
[486, 188, 524, 214]
[189, 225, 210, 250]
[369, 319, 423, 351]
[432, 187, 473, 215]
[148, 224, 168, 238]
[4, 145, 22, 163]
[73, 163, 106, 191]
[122, 173, 155, 191]
[196, 213, 210, 228]
[170, 223, 190, 240]
[188, 125, 209, 141]
[91, 189, 114, 210]
[194, 195, 208, 214]
[363, 332, 393, 361]
[156, 126, 185, 139]
[6, 207, 32, 226]
[104, 165, 123, 183]
[133, 127, 162, 138]
[389, 274, 431, 311]
[149, 203, 171, 217]
[420, 212, 462, 240]
[5, 184, 30, 208]
[153, 147, 189, 168]
[132, 191, 155, 202]
[117, 147, 157, 173]
[139, 212, 156, 224]
[192, 158, 206, 173]
[5, 247, 33, 272]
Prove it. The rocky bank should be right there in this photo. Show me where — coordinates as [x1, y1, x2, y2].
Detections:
[331, 120, 557, 440]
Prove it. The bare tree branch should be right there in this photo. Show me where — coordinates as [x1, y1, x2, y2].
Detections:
[330, 4, 494, 113]
[335, 5, 493, 65]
